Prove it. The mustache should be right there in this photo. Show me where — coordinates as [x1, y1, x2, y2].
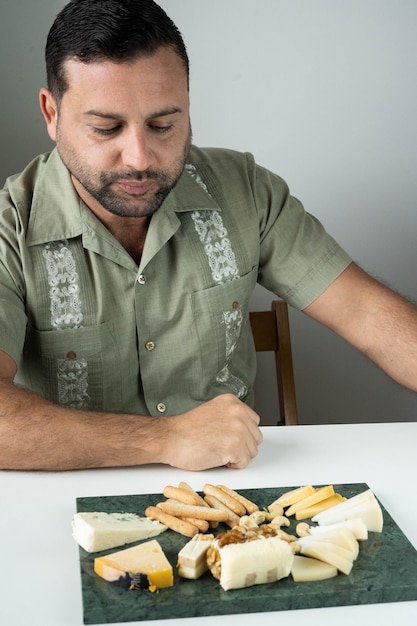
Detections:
[101, 169, 167, 184]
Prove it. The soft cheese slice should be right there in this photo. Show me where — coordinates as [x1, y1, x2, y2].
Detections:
[216, 536, 294, 591]
[177, 534, 214, 579]
[291, 554, 338, 582]
[285, 485, 335, 517]
[312, 489, 375, 523]
[72, 512, 167, 552]
[298, 528, 359, 559]
[298, 540, 354, 575]
[294, 494, 346, 520]
[312, 489, 383, 532]
[94, 539, 173, 589]
[309, 518, 368, 541]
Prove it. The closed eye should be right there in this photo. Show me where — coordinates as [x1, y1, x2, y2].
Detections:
[148, 123, 174, 134]
[92, 126, 122, 136]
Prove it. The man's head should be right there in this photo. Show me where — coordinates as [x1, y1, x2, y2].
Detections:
[45, 0, 189, 103]
[40, 0, 191, 221]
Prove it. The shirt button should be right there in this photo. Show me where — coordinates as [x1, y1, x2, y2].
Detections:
[138, 274, 146, 285]
[66, 351, 77, 359]
[232, 300, 239, 309]
[156, 403, 166, 413]
[145, 340, 156, 351]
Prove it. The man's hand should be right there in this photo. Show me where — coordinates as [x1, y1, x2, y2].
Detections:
[160, 394, 263, 471]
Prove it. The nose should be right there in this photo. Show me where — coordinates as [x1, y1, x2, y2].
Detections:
[121, 127, 152, 171]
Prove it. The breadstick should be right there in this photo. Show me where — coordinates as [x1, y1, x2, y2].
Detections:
[216, 484, 259, 514]
[178, 482, 209, 507]
[203, 483, 246, 517]
[177, 484, 218, 526]
[163, 485, 205, 507]
[145, 506, 198, 538]
[203, 494, 241, 528]
[157, 499, 229, 522]
[180, 516, 210, 533]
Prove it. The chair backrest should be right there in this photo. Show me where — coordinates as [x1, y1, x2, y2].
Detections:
[249, 300, 298, 426]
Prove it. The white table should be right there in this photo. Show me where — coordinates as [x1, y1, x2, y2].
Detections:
[2, 422, 417, 626]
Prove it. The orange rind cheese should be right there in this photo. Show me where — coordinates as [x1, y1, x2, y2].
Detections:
[94, 539, 173, 590]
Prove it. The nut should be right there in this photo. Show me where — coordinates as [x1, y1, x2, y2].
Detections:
[269, 515, 290, 528]
[239, 515, 258, 529]
[296, 522, 310, 537]
[273, 528, 297, 543]
[248, 510, 266, 525]
[264, 503, 284, 520]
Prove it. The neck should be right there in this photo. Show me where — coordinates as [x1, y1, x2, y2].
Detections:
[72, 175, 150, 264]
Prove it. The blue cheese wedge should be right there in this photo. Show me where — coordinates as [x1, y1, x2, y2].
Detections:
[72, 512, 167, 553]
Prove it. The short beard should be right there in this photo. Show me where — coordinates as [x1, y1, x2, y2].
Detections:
[57, 125, 191, 218]
[77, 166, 182, 218]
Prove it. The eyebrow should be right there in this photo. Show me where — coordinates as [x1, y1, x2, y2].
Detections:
[84, 106, 183, 120]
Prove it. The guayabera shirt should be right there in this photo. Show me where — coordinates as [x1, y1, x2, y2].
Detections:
[0, 146, 351, 415]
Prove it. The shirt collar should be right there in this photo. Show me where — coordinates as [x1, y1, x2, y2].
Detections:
[26, 148, 220, 247]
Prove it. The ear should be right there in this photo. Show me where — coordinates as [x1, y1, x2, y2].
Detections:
[39, 88, 59, 141]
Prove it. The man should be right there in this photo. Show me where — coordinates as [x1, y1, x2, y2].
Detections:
[1, 0, 416, 472]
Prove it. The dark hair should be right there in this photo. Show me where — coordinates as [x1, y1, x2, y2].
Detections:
[45, 0, 189, 101]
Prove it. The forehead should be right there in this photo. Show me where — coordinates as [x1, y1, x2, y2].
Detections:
[62, 47, 189, 108]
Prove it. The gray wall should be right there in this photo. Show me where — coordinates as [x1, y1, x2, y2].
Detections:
[1, 1, 417, 425]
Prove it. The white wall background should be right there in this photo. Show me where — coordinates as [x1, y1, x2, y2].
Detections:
[1, 1, 417, 425]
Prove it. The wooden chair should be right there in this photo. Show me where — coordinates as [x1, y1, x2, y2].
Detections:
[249, 300, 298, 426]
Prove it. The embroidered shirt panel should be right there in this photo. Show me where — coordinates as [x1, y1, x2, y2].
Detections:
[0, 146, 351, 416]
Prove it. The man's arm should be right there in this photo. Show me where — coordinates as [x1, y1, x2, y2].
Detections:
[304, 261, 417, 391]
[0, 351, 262, 471]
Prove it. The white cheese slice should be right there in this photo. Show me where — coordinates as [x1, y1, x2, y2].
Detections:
[177, 534, 214, 579]
[297, 528, 359, 559]
[291, 554, 338, 582]
[312, 490, 383, 532]
[72, 512, 167, 553]
[298, 539, 354, 575]
[308, 518, 368, 541]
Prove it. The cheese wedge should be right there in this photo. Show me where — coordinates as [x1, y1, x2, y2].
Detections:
[285, 485, 335, 517]
[270, 485, 316, 509]
[72, 512, 167, 553]
[291, 555, 338, 582]
[297, 539, 354, 575]
[298, 528, 359, 559]
[309, 518, 368, 541]
[294, 494, 346, 520]
[94, 539, 173, 590]
[177, 534, 214, 579]
[312, 489, 383, 532]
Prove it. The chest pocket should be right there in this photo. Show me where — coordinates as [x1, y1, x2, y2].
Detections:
[190, 266, 258, 398]
[18, 322, 122, 410]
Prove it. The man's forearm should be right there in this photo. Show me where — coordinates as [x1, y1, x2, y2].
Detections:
[0, 379, 166, 470]
[0, 382, 263, 472]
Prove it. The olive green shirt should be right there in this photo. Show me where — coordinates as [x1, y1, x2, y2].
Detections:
[0, 146, 351, 415]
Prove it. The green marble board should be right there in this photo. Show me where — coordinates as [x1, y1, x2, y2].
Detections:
[76, 483, 417, 624]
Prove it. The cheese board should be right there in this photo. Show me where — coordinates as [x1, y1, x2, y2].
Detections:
[75, 483, 417, 624]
